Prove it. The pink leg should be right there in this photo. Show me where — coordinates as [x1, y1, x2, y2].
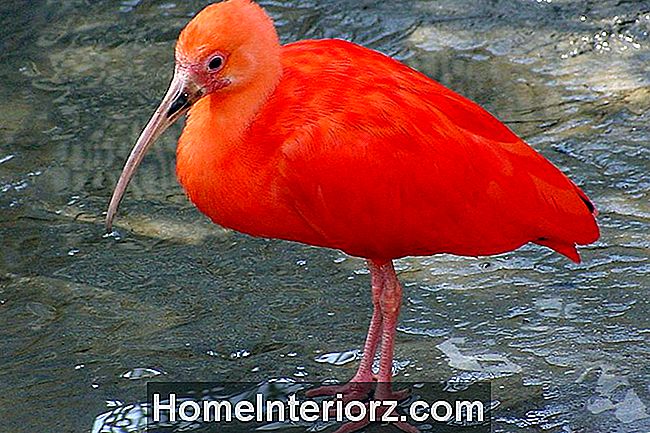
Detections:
[306, 260, 385, 399]
[331, 260, 417, 433]
[375, 260, 401, 383]
[351, 259, 385, 381]
[374, 260, 410, 401]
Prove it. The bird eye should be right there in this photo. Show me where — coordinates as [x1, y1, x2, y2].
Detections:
[208, 55, 224, 71]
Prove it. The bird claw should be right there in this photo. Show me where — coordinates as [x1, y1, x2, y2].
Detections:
[307, 381, 417, 433]
[331, 402, 420, 433]
[305, 381, 373, 402]
[373, 382, 411, 401]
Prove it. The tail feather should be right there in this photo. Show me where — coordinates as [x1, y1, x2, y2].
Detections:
[532, 178, 599, 263]
[574, 181, 597, 217]
[535, 238, 581, 263]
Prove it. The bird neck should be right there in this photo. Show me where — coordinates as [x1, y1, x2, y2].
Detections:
[223, 72, 281, 141]
[191, 53, 282, 147]
[176, 54, 283, 214]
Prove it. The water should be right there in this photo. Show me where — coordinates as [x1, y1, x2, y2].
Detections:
[0, 0, 648, 432]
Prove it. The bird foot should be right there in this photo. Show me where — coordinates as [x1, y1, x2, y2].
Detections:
[305, 380, 373, 402]
[373, 381, 411, 401]
[331, 401, 419, 433]
[307, 381, 416, 433]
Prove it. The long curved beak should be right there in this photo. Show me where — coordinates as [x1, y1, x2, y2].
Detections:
[105, 69, 202, 231]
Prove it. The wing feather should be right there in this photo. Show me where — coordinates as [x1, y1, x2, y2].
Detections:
[262, 39, 599, 259]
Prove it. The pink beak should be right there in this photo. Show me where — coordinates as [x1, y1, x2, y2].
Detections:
[105, 68, 203, 231]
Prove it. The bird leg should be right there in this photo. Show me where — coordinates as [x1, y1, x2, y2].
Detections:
[354, 259, 386, 381]
[373, 260, 410, 401]
[327, 260, 417, 433]
[306, 260, 385, 400]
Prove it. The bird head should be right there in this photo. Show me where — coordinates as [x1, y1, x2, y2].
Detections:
[105, 0, 280, 231]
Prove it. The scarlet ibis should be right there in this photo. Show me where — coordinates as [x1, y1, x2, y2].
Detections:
[105, 0, 599, 423]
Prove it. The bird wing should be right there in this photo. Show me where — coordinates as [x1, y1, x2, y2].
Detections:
[259, 39, 599, 260]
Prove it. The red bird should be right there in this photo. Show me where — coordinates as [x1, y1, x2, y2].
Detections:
[106, 0, 598, 428]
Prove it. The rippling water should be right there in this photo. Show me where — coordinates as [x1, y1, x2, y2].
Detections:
[0, 1, 648, 432]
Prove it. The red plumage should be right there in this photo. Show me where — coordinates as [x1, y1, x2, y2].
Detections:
[177, 39, 598, 262]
